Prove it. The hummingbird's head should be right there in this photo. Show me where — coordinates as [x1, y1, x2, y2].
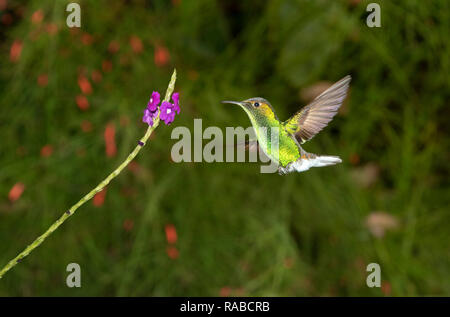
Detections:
[221, 97, 277, 121]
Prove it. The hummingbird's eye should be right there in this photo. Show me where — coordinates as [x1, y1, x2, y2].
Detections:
[254, 102, 260, 107]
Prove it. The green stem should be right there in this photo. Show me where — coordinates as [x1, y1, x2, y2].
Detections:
[0, 69, 177, 280]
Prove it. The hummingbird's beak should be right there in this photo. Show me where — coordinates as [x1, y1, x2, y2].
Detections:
[221, 100, 248, 107]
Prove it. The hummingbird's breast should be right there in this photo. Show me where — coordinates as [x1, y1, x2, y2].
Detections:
[250, 114, 301, 167]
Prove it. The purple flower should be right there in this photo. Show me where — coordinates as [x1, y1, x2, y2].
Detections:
[160, 101, 176, 125]
[143, 107, 158, 126]
[172, 92, 180, 114]
[147, 91, 160, 112]
[142, 91, 180, 126]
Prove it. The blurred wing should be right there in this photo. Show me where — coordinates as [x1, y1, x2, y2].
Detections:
[226, 140, 259, 152]
[283, 75, 351, 144]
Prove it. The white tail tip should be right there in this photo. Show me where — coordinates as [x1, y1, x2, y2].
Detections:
[278, 155, 342, 174]
[315, 155, 342, 167]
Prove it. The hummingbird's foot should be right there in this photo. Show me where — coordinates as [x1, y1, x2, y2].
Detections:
[300, 153, 317, 160]
[277, 167, 287, 175]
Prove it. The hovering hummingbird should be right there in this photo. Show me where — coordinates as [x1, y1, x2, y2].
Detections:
[222, 75, 351, 174]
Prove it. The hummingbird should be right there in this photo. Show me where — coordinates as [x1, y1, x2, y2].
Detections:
[222, 75, 351, 174]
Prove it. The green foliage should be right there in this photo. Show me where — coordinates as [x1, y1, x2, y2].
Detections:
[0, 0, 448, 296]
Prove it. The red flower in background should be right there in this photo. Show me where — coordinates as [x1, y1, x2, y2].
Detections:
[220, 287, 231, 297]
[127, 161, 140, 174]
[130, 36, 143, 53]
[0, 0, 7, 10]
[76, 95, 89, 111]
[381, 282, 392, 296]
[93, 188, 107, 207]
[108, 40, 120, 54]
[81, 120, 92, 132]
[102, 60, 112, 72]
[40, 144, 53, 157]
[123, 219, 134, 232]
[104, 123, 117, 157]
[166, 246, 179, 259]
[9, 182, 25, 203]
[78, 76, 92, 95]
[37, 74, 48, 87]
[154, 44, 170, 67]
[165, 224, 178, 244]
[91, 70, 102, 83]
[45, 23, 58, 36]
[31, 10, 44, 24]
[81, 33, 94, 45]
[10, 40, 22, 62]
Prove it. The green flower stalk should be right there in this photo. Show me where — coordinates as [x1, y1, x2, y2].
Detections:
[0, 69, 178, 280]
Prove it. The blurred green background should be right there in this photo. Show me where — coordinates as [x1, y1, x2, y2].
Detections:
[0, 0, 449, 296]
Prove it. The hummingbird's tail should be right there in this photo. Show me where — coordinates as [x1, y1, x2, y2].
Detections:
[278, 153, 342, 174]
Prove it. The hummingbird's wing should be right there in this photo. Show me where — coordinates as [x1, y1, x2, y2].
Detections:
[283, 75, 351, 144]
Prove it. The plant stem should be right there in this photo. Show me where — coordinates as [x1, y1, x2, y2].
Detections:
[0, 69, 177, 280]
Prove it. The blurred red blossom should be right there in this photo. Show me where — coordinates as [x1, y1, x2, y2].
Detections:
[154, 44, 170, 67]
[78, 76, 92, 95]
[40, 144, 53, 157]
[9, 182, 25, 203]
[69, 28, 80, 36]
[102, 60, 112, 72]
[104, 123, 117, 157]
[76, 95, 89, 111]
[108, 40, 120, 54]
[349, 153, 360, 165]
[31, 9, 43, 24]
[0, 0, 7, 10]
[349, 0, 362, 6]
[127, 161, 140, 174]
[10, 40, 22, 62]
[81, 120, 92, 132]
[166, 246, 179, 259]
[219, 287, 231, 297]
[123, 219, 134, 232]
[77, 66, 87, 76]
[165, 224, 178, 244]
[130, 35, 143, 53]
[93, 188, 107, 207]
[81, 33, 94, 45]
[45, 23, 58, 35]
[91, 70, 102, 83]
[37, 74, 48, 87]
[381, 282, 391, 296]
